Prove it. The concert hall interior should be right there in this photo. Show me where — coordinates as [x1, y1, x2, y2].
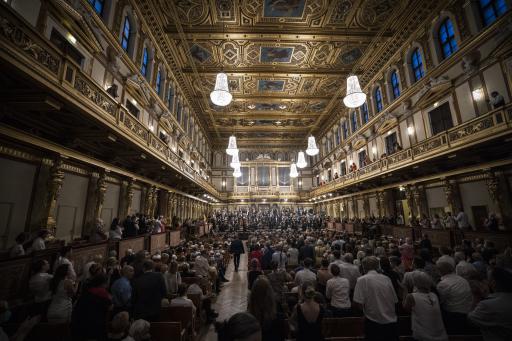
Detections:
[1, 0, 512, 340]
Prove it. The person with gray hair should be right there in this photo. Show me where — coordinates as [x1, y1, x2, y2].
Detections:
[403, 272, 448, 341]
[454, 251, 477, 279]
[111, 265, 134, 316]
[129, 319, 151, 341]
[340, 252, 361, 291]
[436, 261, 473, 334]
[353, 256, 398, 341]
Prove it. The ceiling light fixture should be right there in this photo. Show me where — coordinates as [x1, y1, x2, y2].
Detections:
[297, 151, 307, 168]
[343, 74, 366, 108]
[230, 152, 240, 168]
[226, 135, 238, 155]
[233, 165, 242, 178]
[290, 163, 299, 178]
[210, 72, 232, 106]
[472, 88, 484, 101]
[306, 136, 319, 156]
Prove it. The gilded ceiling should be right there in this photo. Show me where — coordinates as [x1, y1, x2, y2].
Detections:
[138, 0, 439, 148]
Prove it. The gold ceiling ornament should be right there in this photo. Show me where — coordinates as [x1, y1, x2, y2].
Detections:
[226, 135, 238, 155]
[296, 151, 307, 168]
[233, 164, 242, 178]
[306, 135, 319, 156]
[343, 74, 366, 108]
[289, 163, 299, 178]
[230, 151, 241, 169]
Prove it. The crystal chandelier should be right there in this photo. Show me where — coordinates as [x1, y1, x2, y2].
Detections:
[230, 152, 240, 169]
[290, 163, 299, 178]
[233, 165, 242, 178]
[343, 74, 366, 108]
[296, 151, 307, 168]
[226, 135, 238, 156]
[306, 136, 319, 156]
[210, 72, 232, 106]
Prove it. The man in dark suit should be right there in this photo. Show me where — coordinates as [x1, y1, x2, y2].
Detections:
[299, 239, 315, 264]
[132, 260, 167, 321]
[230, 234, 245, 272]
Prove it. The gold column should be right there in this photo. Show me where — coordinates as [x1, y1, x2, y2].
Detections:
[363, 195, 370, 218]
[405, 185, 416, 218]
[118, 179, 134, 219]
[42, 157, 65, 235]
[443, 179, 461, 215]
[413, 185, 428, 218]
[376, 191, 384, 218]
[486, 171, 507, 229]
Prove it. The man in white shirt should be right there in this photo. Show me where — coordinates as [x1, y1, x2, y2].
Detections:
[31, 229, 49, 253]
[340, 253, 361, 290]
[326, 264, 351, 317]
[294, 258, 317, 287]
[194, 250, 210, 278]
[436, 261, 473, 334]
[271, 245, 287, 271]
[455, 210, 470, 230]
[353, 256, 398, 341]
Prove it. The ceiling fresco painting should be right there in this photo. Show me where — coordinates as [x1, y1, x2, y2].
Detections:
[147, 0, 439, 147]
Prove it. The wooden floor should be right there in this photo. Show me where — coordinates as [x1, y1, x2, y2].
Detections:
[201, 251, 249, 340]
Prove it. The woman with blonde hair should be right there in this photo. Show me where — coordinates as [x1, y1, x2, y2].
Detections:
[247, 277, 286, 341]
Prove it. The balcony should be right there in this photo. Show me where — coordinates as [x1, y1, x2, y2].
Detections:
[0, 4, 218, 197]
[311, 105, 512, 197]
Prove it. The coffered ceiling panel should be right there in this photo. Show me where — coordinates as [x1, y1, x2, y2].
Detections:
[138, 0, 440, 148]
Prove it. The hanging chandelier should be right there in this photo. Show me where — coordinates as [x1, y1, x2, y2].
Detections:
[290, 163, 299, 178]
[226, 135, 238, 156]
[230, 152, 240, 169]
[296, 151, 307, 168]
[306, 136, 319, 156]
[233, 165, 242, 178]
[343, 74, 366, 108]
[210, 72, 232, 106]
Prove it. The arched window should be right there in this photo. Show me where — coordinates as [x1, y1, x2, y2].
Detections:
[390, 71, 400, 99]
[141, 47, 148, 76]
[155, 68, 162, 95]
[167, 84, 175, 111]
[121, 16, 131, 51]
[351, 112, 358, 132]
[479, 0, 507, 26]
[439, 18, 458, 59]
[342, 121, 348, 139]
[361, 102, 369, 124]
[374, 87, 383, 113]
[411, 48, 424, 82]
[88, 0, 105, 15]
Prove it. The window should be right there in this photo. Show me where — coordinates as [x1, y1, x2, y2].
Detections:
[361, 103, 369, 124]
[390, 71, 400, 99]
[374, 87, 383, 113]
[278, 167, 290, 186]
[340, 161, 346, 176]
[167, 85, 175, 112]
[335, 127, 341, 145]
[155, 68, 162, 95]
[176, 100, 182, 122]
[237, 167, 249, 186]
[385, 132, 398, 155]
[351, 112, 358, 132]
[126, 100, 140, 119]
[257, 167, 270, 186]
[439, 18, 458, 59]
[358, 150, 367, 168]
[50, 29, 84, 66]
[121, 16, 131, 51]
[141, 47, 148, 76]
[411, 48, 424, 82]
[429, 102, 453, 135]
[342, 121, 348, 139]
[479, 0, 507, 26]
[88, 0, 104, 15]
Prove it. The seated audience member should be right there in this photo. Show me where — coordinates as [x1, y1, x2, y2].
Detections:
[294, 258, 317, 288]
[379, 256, 401, 298]
[437, 247, 456, 267]
[316, 259, 333, 295]
[71, 273, 112, 340]
[216, 312, 262, 341]
[109, 218, 124, 241]
[170, 283, 196, 313]
[111, 265, 134, 315]
[195, 249, 210, 278]
[47, 264, 76, 323]
[31, 229, 49, 252]
[9, 233, 26, 258]
[402, 256, 428, 293]
[54, 245, 77, 281]
[0, 301, 40, 341]
[325, 264, 351, 317]
[164, 260, 181, 295]
[403, 272, 448, 341]
[28, 259, 53, 315]
[353, 256, 398, 341]
[187, 279, 219, 322]
[454, 251, 477, 279]
[107, 311, 131, 341]
[90, 218, 108, 243]
[248, 277, 287, 341]
[267, 260, 292, 304]
[129, 319, 152, 341]
[436, 261, 473, 334]
[292, 283, 325, 341]
[132, 260, 167, 321]
[248, 259, 263, 290]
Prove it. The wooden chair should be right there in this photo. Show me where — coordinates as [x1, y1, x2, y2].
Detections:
[182, 277, 200, 285]
[24, 323, 70, 341]
[322, 317, 365, 338]
[150, 322, 184, 341]
[159, 306, 194, 339]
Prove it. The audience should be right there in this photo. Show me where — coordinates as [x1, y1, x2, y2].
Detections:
[132, 260, 166, 321]
[47, 264, 76, 323]
[292, 283, 325, 341]
[111, 265, 134, 316]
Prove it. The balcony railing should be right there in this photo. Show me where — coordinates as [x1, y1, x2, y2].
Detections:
[311, 106, 512, 197]
[0, 5, 218, 197]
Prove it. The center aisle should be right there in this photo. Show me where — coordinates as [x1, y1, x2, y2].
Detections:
[201, 249, 249, 340]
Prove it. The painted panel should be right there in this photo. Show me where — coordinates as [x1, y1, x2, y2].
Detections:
[456, 82, 476, 122]
[483, 63, 510, 103]
[260, 47, 294, 63]
[56, 173, 89, 241]
[263, 0, 306, 17]
[131, 189, 142, 215]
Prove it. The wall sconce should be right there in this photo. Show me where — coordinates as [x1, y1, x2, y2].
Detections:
[407, 126, 414, 135]
[399, 185, 405, 191]
[66, 32, 77, 45]
[472, 88, 484, 101]
[222, 179, 226, 187]
[371, 146, 377, 154]
[298, 180, 302, 186]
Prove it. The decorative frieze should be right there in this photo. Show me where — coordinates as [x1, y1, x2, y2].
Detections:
[74, 74, 116, 117]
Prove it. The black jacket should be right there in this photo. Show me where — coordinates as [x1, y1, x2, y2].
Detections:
[230, 239, 245, 254]
[132, 271, 167, 321]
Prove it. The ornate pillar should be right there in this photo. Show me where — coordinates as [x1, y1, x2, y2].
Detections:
[83, 170, 107, 236]
[363, 195, 370, 218]
[351, 196, 358, 219]
[404, 185, 416, 218]
[443, 179, 461, 215]
[486, 171, 508, 230]
[42, 157, 65, 235]
[376, 191, 384, 218]
[413, 185, 428, 218]
[118, 179, 134, 219]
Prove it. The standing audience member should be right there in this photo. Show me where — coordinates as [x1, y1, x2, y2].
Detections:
[109, 218, 124, 241]
[325, 264, 351, 317]
[111, 265, 134, 316]
[292, 284, 325, 341]
[316, 259, 333, 296]
[28, 259, 53, 316]
[31, 229, 49, 252]
[230, 235, 245, 272]
[294, 258, 317, 288]
[216, 312, 262, 341]
[47, 264, 76, 323]
[402, 272, 448, 341]
[248, 259, 263, 290]
[132, 260, 167, 321]
[54, 246, 76, 281]
[164, 261, 181, 295]
[272, 245, 287, 271]
[353, 256, 398, 341]
[9, 233, 26, 258]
